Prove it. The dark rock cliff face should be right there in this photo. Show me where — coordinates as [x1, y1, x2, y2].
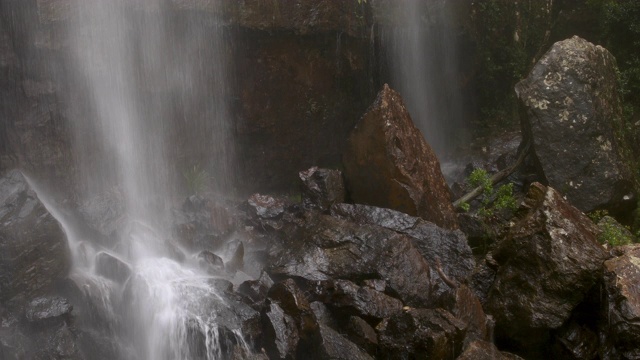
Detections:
[0, 0, 377, 195]
[517, 36, 636, 214]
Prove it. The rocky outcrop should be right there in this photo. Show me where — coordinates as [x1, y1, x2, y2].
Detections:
[0, 170, 70, 308]
[600, 244, 640, 359]
[268, 213, 433, 307]
[516, 36, 636, 213]
[486, 182, 608, 350]
[331, 203, 474, 301]
[343, 84, 458, 229]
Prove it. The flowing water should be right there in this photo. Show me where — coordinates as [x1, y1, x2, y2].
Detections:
[382, 0, 468, 159]
[46, 0, 244, 358]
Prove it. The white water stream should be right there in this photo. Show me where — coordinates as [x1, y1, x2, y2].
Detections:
[39, 0, 245, 358]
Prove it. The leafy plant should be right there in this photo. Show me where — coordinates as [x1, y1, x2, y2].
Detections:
[183, 165, 209, 195]
[597, 216, 634, 246]
[461, 168, 518, 218]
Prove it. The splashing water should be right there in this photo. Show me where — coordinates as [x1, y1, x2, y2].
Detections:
[28, 0, 247, 358]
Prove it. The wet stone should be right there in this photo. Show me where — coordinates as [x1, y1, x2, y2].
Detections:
[25, 296, 72, 323]
[95, 252, 132, 283]
[198, 250, 225, 273]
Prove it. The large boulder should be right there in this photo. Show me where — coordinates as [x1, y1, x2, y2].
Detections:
[600, 244, 640, 359]
[268, 213, 433, 307]
[516, 36, 635, 213]
[331, 203, 474, 300]
[0, 170, 70, 308]
[485, 182, 608, 349]
[343, 84, 458, 230]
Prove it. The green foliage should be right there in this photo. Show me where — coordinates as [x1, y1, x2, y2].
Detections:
[588, 0, 640, 183]
[597, 216, 634, 246]
[466, 168, 518, 218]
[467, 0, 554, 129]
[183, 165, 209, 195]
[587, 209, 609, 223]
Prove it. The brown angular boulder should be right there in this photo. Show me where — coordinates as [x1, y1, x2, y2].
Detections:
[516, 36, 635, 213]
[343, 84, 457, 229]
[600, 244, 640, 359]
[486, 183, 608, 350]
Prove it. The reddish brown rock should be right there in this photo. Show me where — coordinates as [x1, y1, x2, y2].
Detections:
[343, 84, 457, 229]
[601, 244, 640, 359]
[486, 182, 608, 350]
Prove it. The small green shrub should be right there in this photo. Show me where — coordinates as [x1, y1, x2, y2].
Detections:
[597, 216, 634, 246]
[464, 168, 518, 218]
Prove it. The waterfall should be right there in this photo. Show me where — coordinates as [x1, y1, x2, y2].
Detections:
[56, 0, 243, 358]
[382, 0, 468, 160]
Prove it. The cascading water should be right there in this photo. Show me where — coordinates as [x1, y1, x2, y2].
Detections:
[382, 0, 468, 160]
[49, 0, 244, 358]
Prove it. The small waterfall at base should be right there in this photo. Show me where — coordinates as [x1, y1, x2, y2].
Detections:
[382, 0, 468, 162]
[45, 0, 244, 359]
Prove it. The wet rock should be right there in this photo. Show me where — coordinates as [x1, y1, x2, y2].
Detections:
[362, 279, 386, 292]
[248, 194, 288, 219]
[457, 340, 524, 360]
[43, 324, 81, 359]
[376, 308, 467, 359]
[343, 84, 458, 230]
[172, 195, 233, 251]
[551, 320, 598, 360]
[25, 296, 72, 323]
[198, 250, 225, 273]
[262, 302, 299, 360]
[299, 167, 345, 212]
[600, 244, 640, 358]
[267, 279, 316, 339]
[311, 279, 403, 321]
[237, 272, 274, 309]
[453, 285, 488, 343]
[316, 323, 373, 360]
[309, 301, 338, 329]
[345, 316, 378, 354]
[0, 170, 70, 308]
[78, 189, 126, 240]
[486, 183, 608, 349]
[269, 214, 432, 307]
[95, 252, 132, 284]
[331, 203, 474, 300]
[516, 36, 635, 213]
[469, 255, 498, 305]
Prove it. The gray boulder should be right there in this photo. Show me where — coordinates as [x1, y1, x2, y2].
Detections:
[516, 36, 635, 213]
